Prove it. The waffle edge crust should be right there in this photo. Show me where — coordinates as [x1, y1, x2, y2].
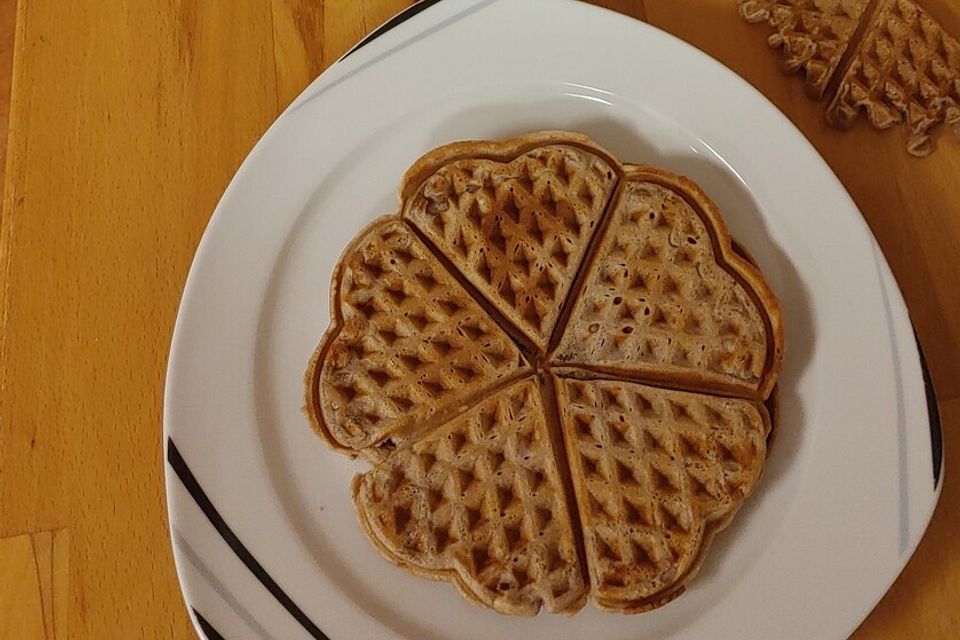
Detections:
[304, 131, 785, 615]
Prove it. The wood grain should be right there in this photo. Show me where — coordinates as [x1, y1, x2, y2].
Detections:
[0, 1, 277, 637]
[0, 535, 45, 639]
[0, 0, 956, 637]
[0, 0, 14, 187]
[0, 531, 69, 639]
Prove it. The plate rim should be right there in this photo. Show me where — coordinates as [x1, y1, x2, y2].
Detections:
[163, 1, 944, 638]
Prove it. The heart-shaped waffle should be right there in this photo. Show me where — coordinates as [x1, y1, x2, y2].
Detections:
[305, 132, 784, 614]
[738, 0, 871, 97]
[551, 167, 781, 400]
[402, 134, 619, 351]
[553, 375, 770, 613]
[306, 219, 528, 459]
[353, 377, 588, 615]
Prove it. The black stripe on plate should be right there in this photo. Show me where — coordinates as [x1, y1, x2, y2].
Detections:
[340, 0, 445, 60]
[915, 337, 943, 489]
[195, 609, 228, 640]
[168, 439, 330, 640]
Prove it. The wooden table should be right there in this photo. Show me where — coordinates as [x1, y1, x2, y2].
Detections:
[0, 1, 957, 638]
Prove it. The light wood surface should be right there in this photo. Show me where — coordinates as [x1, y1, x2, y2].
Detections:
[0, 531, 69, 640]
[0, 0, 14, 183]
[0, 1, 957, 638]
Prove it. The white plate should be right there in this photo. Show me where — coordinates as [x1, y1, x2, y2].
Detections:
[164, 1, 943, 638]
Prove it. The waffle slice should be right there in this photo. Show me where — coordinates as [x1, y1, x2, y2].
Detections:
[306, 219, 528, 458]
[402, 132, 619, 351]
[551, 167, 783, 401]
[826, 0, 960, 156]
[353, 377, 588, 615]
[739, 0, 872, 97]
[553, 375, 770, 612]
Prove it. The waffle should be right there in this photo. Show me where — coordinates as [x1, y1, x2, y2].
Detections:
[402, 132, 619, 351]
[551, 167, 783, 401]
[553, 376, 770, 612]
[826, 0, 960, 156]
[739, 0, 871, 97]
[306, 132, 784, 615]
[353, 377, 589, 615]
[305, 219, 528, 458]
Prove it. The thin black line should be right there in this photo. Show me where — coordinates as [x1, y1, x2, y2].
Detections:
[340, 0, 445, 61]
[871, 246, 910, 552]
[168, 439, 330, 640]
[175, 533, 282, 640]
[194, 610, 228, 640]
[915, 336, 943, 489]
[289, 0, 499, 114]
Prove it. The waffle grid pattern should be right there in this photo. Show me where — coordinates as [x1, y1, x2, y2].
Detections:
[553, 180, 768, 393]
[318, 220, 525, 452]
[355, 378, 588, 614]
[827, 0, 960, 156]
[308, 135, 782, 615]
[404, 145, 617, 349]
[740, 0, 960, 156]
[739, 0, 871, 96]
[555, 378, 768, 610]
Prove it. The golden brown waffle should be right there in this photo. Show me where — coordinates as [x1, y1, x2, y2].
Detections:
[353, 377, 588, 615]
[826, 0, 960, 156]
[739, 0, 871, 97]
[305, 219, 528, 458]
[306, 132, 784, 615]
[551, 167, 783, 401]
[402, 132, 619, 351]
[553, 376, 770, 613]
